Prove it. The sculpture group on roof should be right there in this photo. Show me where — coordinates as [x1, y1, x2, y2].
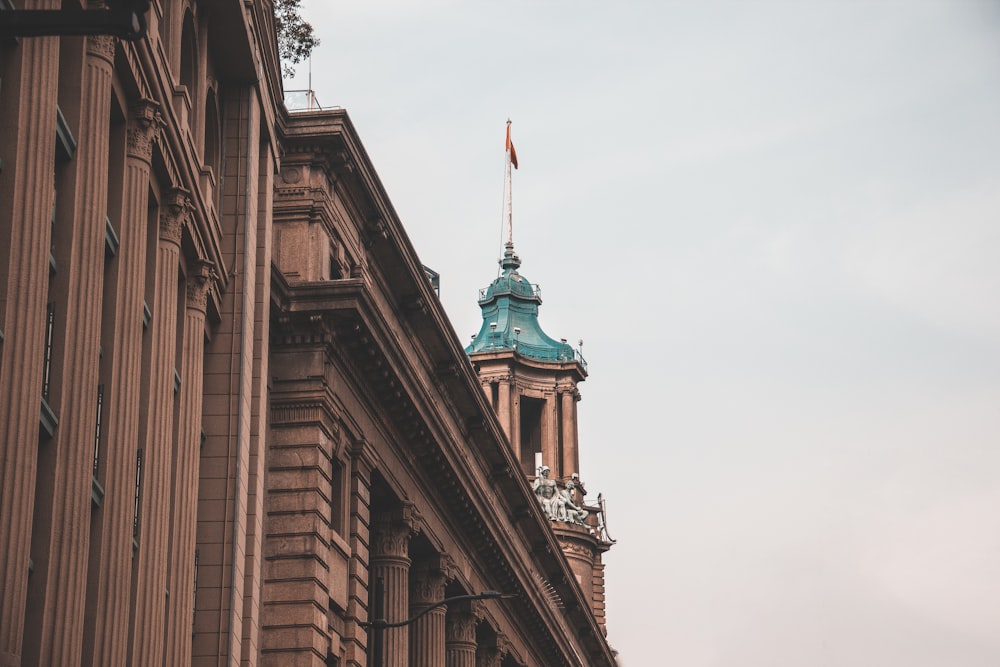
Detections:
[533, 466, 589, 526]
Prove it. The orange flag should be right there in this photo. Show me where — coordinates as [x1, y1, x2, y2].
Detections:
[506, 123, 519, 169]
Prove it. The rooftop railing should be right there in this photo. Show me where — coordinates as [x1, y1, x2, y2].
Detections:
[475, 334, 587, 370]
[478, 280, 541, 302]
[284, 89, 332, 113]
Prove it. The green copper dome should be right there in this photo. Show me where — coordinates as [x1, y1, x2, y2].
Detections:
[466, 243, 583, 367]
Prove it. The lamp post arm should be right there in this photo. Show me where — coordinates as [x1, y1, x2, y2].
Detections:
[363, 591, 513, 630]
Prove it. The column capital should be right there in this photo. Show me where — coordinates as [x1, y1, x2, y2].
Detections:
[371, 505, 421, 560]
[475, 633, 509, 667]
[126, 99, 163, 162]
[160, 188, 192, 244]
[185, 259, 216, 313]
[445, 600, 482, 644]
[86, 34, 116, 63]
[410, 553, 457, 605]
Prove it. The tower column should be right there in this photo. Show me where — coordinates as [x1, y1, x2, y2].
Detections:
[496, 375, 512, 450]
[560, 389, 579, 477]
[408, 554, 454, 667]
[543, 393, 558, 475]
[445, 601, 479, 667]
[370, 514, 415, 667]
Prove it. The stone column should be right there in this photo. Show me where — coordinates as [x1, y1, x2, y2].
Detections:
[24, 30, 116, 667]
[496, 375, 512, 448]
[0, 13, 60, 665]
[543, 393, 558, 477]
[560, 388, 579, 477]
[370, 513, 416, 667]
[408, 554, 454, 667]
[162, 259, 212, 667]
[129, 188, 187, 666]
[445, 601, 480, 667]
[89, 98, 160, 667]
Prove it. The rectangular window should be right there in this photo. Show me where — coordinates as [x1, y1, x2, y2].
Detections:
[93, 384, 104, 473]
[192, 548, 199, 631]
[42, 302, 55, 399]
[132, 449, 143, 538]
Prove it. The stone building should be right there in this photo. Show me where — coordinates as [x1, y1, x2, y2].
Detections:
[0, 2, 616, 666]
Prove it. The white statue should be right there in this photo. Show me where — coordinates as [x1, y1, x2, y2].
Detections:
[558, 481, 589, 525]
[533, 466, 558, 519]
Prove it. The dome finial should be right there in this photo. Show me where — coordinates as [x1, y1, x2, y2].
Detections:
[500, 240, 520, 273]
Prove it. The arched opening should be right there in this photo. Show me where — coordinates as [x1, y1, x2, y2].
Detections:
[179, 10, 197, 94]
[203, 88, 221, 179]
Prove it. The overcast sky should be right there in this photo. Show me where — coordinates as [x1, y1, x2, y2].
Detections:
[286, 2, 1000, 664]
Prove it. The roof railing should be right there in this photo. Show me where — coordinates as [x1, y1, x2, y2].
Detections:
[284, 89, 335, 113]
[478, 279, 541, 303]
[475, 334, 587, 370]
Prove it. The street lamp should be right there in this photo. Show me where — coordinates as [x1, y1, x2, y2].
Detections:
[361, 576, 515, 667]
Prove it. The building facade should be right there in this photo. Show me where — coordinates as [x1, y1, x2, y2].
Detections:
[0, 2, 616, 666]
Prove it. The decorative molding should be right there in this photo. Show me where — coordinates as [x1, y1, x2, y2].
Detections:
[557, 539, 596, 561]
[122, 41, 152, 100]
[350, 437, 380, 476]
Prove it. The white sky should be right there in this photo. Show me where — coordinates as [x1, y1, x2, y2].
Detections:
[286, 2, 1000, 664]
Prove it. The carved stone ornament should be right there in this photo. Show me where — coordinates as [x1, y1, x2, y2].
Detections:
[126, 100, 164, 162]
[409, 554, 456, 605]
[557, 539, 595, 560]
[85, 34, 116, 63]
[370, 522, 414, 560]
[160, 189, 192, 244]
[476, 635, 508, 667]
[280, 166, 302, 184]
[185, 259, 216, 312]
[410, 571, 447, 605]
[445, 602, 481, 644]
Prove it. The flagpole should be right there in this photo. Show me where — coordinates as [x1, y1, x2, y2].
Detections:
[504, 119, 514, 248]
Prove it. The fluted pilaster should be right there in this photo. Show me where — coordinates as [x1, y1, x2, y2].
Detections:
[129, 188, 187, 666]
[89, 98, 160, 667]
[162, 259, 212, 667]
[0, 19, 61, 665]
[408, 554, 455, 667]
[445, 601, 480, 667]
[28, 32, 116, 667]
